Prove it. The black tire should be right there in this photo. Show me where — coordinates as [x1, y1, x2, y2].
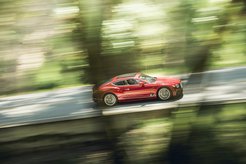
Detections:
[172, 93, 183, 100]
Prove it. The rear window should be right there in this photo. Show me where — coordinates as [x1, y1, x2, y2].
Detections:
[113, 80, 127, 86]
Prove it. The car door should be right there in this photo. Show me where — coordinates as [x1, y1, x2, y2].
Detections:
[123, 78, 153, 99]
[112, 80, 128, 100]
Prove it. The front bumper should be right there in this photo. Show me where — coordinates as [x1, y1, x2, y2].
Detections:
[175, 88, 183, 98]
[172, 83, 183, 98]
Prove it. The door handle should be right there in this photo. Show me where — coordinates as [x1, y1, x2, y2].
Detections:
[124, 88, 130, 91]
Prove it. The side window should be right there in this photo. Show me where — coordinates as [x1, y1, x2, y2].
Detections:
[114, 80, 127, 86]
[127, 79, 138, 85]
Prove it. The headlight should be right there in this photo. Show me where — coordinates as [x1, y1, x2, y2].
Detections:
[172, 84, 180, 88]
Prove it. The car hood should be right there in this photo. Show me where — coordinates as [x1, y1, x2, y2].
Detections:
[154, 77, 180, 85]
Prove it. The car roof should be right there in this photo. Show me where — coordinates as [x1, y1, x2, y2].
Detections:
[111, 72, 140, 82]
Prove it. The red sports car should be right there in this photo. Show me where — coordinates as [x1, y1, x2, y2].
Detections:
[93, 73, 183, 106]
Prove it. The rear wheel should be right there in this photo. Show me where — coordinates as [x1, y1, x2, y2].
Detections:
[103, 93, 117, 106]
[157, 87, 171, 100]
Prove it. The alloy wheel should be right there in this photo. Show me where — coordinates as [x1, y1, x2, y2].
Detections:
[104, 94, 117, 106]
[158, 88, 171, 100]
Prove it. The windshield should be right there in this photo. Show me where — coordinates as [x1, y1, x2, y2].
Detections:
[139, 74, 156, 83]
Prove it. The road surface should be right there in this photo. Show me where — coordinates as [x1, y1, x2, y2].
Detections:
[0, 67, 245, 127]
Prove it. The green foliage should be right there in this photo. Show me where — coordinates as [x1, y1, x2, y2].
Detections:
[34, 62, 62, 89]
[0, 0, 245, 94]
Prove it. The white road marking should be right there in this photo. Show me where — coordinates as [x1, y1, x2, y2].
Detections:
[70, 108, 96, 115]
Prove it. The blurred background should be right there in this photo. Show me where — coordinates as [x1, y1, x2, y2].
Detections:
[0, 0, 245, 95]
[0, 0, 246, 164]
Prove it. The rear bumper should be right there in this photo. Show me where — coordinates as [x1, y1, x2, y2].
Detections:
[92, 91, 104, 103]
[93, 97, 103, 103]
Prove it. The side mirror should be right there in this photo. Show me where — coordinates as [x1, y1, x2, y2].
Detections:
[139, 81, 145, 87]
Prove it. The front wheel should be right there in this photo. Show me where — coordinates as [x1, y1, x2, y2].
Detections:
[103, 93, 117, 106]
[157, 87, 171, 100]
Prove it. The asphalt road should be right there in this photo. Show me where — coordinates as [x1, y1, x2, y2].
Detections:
[0, 67, 245, 127]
